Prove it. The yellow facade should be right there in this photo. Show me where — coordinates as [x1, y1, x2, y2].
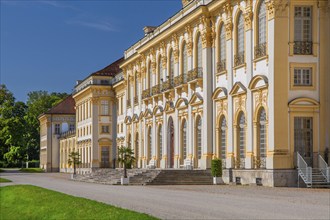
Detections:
[40, 0, 329, 186]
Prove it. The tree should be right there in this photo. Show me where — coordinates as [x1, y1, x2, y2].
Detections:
[117, 147, 135, 178]
[0, 85, 27, 166]
[68, 151, 81, 175]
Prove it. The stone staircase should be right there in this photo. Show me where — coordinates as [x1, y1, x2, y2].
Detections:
[73, 169, 213, 185]
[310, 169, 330, 188]
[146, 170, 213, 185]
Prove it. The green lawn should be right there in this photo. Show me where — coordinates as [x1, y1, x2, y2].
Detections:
[0, 168, 4, 172]
[0, 185, 157, 220]
[0, 177, 12, 182]
[19, 168, 44, 173]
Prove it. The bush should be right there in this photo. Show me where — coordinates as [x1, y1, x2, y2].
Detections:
[211, 159, 222, 177]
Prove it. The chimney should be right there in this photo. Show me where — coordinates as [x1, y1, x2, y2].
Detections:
[143, 26, 157, 36]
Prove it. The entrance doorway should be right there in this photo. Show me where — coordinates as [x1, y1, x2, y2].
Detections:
[294, 117, 313, 166]
[167, 117, 174, 168]
[101, 146, 110, 168]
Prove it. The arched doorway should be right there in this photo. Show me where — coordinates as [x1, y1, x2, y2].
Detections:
[167, 117, 174, 168]
[135, 132, 139, 168]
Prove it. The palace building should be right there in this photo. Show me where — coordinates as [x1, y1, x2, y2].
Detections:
[39, 0, 330, 186]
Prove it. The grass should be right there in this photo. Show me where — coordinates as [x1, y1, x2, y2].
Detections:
[19, 168, 44, 173]
[0, 168, 4, 172]
[0, 177, 12, 182]
[0, 185, 157, 220]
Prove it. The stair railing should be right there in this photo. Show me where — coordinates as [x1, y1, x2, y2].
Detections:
[318, 154, 330, 182]
[297, 152, 312, 187]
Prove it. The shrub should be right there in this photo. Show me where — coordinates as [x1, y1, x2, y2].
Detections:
[211, 159, 222, 177]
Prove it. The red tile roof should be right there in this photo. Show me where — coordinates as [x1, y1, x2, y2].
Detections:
[46, 95, 75, 115]
[90, 57, 124, 77]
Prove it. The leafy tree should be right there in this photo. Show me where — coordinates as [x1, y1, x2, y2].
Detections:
[68, 151, 81, 175]
[117, 147, 135, 178]
[0, 85, 68, 167]
[0, 85, 27, 166]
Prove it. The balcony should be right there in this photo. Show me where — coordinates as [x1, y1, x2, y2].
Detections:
[152, 84, 161, 96]
[234, 52, 245, 67]
[217, 59, 226, 73]
[142, 88, 151, 99]
[173, 74, 187, 87]
[294, 41, 312, 55]
[162, 79, 173, 92]
[187, 67, 203, 82]
[126, 99, 131, 108]
[254, 43, 267, 59]
[134, 96, 138, 105]
[254, 156, 266, 169]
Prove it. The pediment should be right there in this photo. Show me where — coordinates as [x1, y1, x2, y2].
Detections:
[124, 116, 132, 124]
[143, 108, 153, 118]
[164, 101, 175, 113]
[189, 92, 203, 106]
[248, 75, 268, 90]
[212, 87, 228, 100]
[153, 105, 164, 116]
[175, 98, 189, 110]
[132, 114, 139, 122]
[289, 98, 319, 107]
[229, 82, 247, 96]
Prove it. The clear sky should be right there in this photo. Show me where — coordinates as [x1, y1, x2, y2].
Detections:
[0, 0, 182, 102]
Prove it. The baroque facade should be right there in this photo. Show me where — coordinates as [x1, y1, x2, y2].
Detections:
[40, 0, 330, 186]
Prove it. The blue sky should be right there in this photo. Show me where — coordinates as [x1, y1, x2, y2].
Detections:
[0, 0, 182, 102]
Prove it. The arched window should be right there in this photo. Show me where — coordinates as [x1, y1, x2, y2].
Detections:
[135, 76, 138, 97]
[182, 42, 188, 81]
[259, 108, 267, 158]
[197, 34, 202, 69]
[135, 133, 139, 167]
[220, 117, 226, 160]
[258, 0, 266, 45]
[255, 0, 267, 58]
[218, 25, 226, 72]
[182, 119, 187, 160]
[158, 125, 163, 159]
[238, 113, 246, 159]
[158, 56, 162, 84]
[169, 49, 174, 80]
[148, 127, 152, 162]
[148, 62, 152, 89]
[235, 12, 245, 66]
[196, 116, 202, 160]
[127, 133, 131, 148]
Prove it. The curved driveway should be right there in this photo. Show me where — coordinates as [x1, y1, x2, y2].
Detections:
[1, 172, 329, 219]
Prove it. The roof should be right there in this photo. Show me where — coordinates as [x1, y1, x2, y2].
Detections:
[90, 57, 124, 77]
[46, 95, 75, 115]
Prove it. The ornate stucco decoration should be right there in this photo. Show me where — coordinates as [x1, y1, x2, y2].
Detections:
[265, 0, 289, 20]
[224, 3, 233, 40]
[244, 1, 253, 31]
[200, 15, 212, 48]
[172, 33, 179, 63]
[160, 41, 167, 69]
[185, 25, 193, 56]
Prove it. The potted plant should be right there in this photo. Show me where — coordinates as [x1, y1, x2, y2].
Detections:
[68, 151, 81, 179]
[211, 159, 224, 185]
[117, 146, 135, 185]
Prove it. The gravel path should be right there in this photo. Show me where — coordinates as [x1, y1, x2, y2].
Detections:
[1, 172, 329, 219]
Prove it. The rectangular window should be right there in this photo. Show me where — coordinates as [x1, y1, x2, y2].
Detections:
[55, 124, 60, 134]
[69, 124, 75, 131]
[294, 68, 312, 86]
[101, 125, 109, 133]
[294, 6, 312, 54]
[101, 100, 109, 115]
